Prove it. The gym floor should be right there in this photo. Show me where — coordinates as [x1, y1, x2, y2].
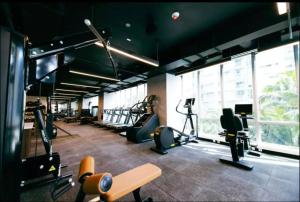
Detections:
[21, 122, 299, 202]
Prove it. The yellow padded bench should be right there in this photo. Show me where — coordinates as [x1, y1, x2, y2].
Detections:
[76, 156, 162, 202]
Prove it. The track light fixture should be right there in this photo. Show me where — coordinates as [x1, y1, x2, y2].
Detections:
[69, 70, 120, 81]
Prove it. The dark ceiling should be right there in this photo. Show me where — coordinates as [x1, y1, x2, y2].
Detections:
[1, 2, 299, 100]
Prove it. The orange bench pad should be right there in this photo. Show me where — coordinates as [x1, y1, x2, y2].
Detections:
[78, 156, 95, 181]
[102, 163, 161, 202]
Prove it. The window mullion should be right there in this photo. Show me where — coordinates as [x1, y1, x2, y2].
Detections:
[293, 44, 299, 120]
[220, 64, 224, 110]
[251, 52, 261, 149]
[197, 70, 201, 137]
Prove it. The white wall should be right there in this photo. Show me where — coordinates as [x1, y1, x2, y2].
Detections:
[166, 74, 182, 131]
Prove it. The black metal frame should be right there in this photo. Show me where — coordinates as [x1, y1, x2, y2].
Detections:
[20, 105, 74, 196]
[219, 108, 254, 171]
[0, 26, 25, 202]
[176, 98, 199, 140]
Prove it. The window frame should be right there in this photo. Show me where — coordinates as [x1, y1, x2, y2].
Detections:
[176, 41, 299, 155]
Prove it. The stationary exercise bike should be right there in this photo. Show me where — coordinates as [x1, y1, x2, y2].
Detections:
[151, 98, 199, 155]
[219, 107, 255, 171]
[234, 104, 260, 157]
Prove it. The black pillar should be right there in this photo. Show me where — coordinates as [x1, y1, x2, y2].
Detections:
[0, 26, 25, 202]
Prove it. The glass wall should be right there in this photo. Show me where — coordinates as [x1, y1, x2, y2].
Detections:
[58, 103, 67, 112]
[255, 43, 299, 152]
[198, 64, 222, 140]
[71, 101, 78, 115]
[103, 83, 147, 109]
[176, 42, 299, 155]
[222, 55, 256, 141]
[82, 96, 99, 113]
[222, 56, 253, 109]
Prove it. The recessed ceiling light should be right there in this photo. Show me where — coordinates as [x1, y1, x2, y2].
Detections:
[40, 49, 44, 53]
[50, 43, 54, 46]
[126, 38, 132, 42]
[125, 23, 131, 28]
[171, 11, 180, 21]
[59, 40, 63, 45]
[102, 30, 106, 34]
[32, 51, 37, 55]
[84, 18, 158, 67]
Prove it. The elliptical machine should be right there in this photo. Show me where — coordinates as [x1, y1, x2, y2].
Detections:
[151, 98, 199, 155]
[126, 95, 160, 143]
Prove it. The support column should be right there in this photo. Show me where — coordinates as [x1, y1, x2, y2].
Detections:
[77, 98, 83, 116]
[147, 74, 167, 125]
[98, 93, 104, 121]
[147, 73, 181, 127]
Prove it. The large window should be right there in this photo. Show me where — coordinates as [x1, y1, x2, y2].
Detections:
[222, 55, 256, 141]
[222, 55, 253, 109]
[71, 101, 78, 115]
[198, 65, 222, 140]
[256, 43, 299, 150]
[176, 42, 299, 155]
[83, 96, 99, 113]
[178, 71, 199, 133]
[103, 83, 147, 109]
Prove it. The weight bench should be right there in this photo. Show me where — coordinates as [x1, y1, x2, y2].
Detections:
[76, 156, 162, 202]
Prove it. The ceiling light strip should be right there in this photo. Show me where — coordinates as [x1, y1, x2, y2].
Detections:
[55, 88, 89, 93]
[54, 92, 81, 96]
[51, 96, 75, 98]
[69, 70, 120, 81]
[61, 82, 100, 89]
[95, 42, 159, 67]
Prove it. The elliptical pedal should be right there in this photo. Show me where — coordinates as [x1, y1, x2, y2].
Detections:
[247, 151, 261, 157]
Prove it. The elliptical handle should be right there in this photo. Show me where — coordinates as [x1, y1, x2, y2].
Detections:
[176, 99, 187, 115]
